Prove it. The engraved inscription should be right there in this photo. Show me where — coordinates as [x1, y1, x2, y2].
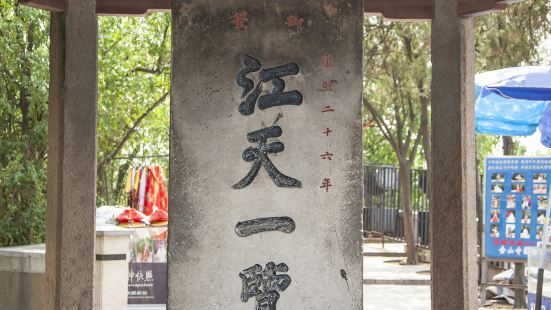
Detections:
[240, 262, 291, 310]
[235, 216, 296, 237]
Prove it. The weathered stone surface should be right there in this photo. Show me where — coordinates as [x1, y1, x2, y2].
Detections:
[169, 1, 363, 309]
[431, 0, 478, 309]
[46, 1, 98, 309]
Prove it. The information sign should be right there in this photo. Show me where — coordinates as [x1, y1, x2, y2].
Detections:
[485, 157, 551, 260]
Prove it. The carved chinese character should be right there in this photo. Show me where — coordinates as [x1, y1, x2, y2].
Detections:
[233, 126, 301, 189]
[320, 178, 332, 192]
[231, 11, 248, 31]
[320, 152, 333, 160]
[236, 54, 303, 116]
[235, 216, 295, 237]
[240, 262, 291, 310]
[320, 52, 334, 69]
[286, 15, 304, 32]
[318, 80, 338, 93]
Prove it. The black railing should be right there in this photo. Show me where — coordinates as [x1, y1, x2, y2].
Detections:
[363, 165, 430, 248]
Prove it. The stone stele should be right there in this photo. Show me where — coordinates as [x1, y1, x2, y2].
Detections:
[169, 1, 363, 309]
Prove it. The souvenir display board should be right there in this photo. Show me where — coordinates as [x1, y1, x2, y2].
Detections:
[485, 156, 551, 260]
[127, 227, 168, 305]
[528, 293, 551, 309]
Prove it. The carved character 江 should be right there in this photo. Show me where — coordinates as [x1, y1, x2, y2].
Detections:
[236, 54, 303, 116]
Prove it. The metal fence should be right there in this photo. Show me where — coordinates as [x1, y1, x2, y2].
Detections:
[363, 165, 430, 248]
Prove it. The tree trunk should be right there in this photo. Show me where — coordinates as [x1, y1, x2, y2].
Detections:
[475, 137, 483, 257]
[476, 156, 483, 255]
[399, 161, 419, 264]
[114, 160, 132, 205]
[503, 135, 514, 155]
[513, 263, 527, 309]
[502, 136, 527, 308]
[420, 91, 432, 249]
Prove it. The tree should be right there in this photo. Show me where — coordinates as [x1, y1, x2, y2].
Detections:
[362, 121, 398, 165]
[363, 0, 550, 265]
[475, 3, 550, 306]
[363, 19, 431, 264]
[0, 1, 49, 246]
[0, 3, 172, 246]
[95, 14, 171, 206]
[476, 0, 551, 71]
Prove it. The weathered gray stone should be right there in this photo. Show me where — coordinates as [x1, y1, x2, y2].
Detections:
[46, 1, 98, 309]
[431, 1, 478, 309]
[169, 1, 363, 309]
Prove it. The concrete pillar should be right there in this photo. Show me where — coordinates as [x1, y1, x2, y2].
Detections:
[169, 1, 363, 309]
[430, 1, 478, 309]
[94, 226, 131, 310]
[46, 1, 98, 309]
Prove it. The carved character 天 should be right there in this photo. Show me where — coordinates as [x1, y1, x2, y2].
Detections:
[232, 126, 301, 189]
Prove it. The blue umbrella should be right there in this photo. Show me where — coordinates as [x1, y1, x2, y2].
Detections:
[475, 66, 551, 146]
[475, 66, 551, 308]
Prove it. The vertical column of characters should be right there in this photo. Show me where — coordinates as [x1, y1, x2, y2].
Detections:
[318, 51, 336, 193]
[230, 12, 304, 307]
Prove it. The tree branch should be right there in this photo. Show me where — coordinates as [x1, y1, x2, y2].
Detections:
[132, 67, 163, 74]
[408, 131, 422, 164]
[390, 69, 405, 156]
[363, 96, 399, 154]
[131, 21, 170, 75]
[97, 91, 169, 176]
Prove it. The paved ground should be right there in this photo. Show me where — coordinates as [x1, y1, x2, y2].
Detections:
[363, 242, 407, 254]
[363, 242, 431, 309]
[364, 284, 431, 309]
[363, 257, 430, 284]
[132, 241, 514, 309]
[362, 241, 516, 309]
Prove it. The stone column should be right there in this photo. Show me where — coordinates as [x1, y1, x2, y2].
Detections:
[169, 1, 363, 309]
[430, 1, 478, 309]
[94, 226, 132, 310]
[46, 1, 98, 309]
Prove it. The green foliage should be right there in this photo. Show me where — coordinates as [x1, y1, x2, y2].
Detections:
[0, 0, 548, 248]
[475, 0, 551, 155]
[0, 1, 49, 246]
[476, 135, 500, 173]
[96, 15, 171, 206]
[0, 4, 171, 245]
[363, 19, 431, 169]
[476, 0, 551, 70]
[363, 0, 551, 168]
[363, 121, 397, 165]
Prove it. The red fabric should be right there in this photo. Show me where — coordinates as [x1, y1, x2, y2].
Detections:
[150, 208, 169, 223]
[144, 165, 168, 216]
[116, 208, 146, 224]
